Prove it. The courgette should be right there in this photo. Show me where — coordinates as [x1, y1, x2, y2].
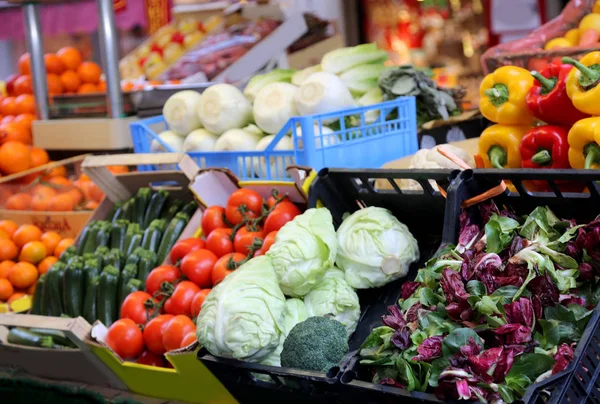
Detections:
[110, 220, 128, 250]
[47, 263, 66, 316]
[97, 266, 119, 326]
[141, 221, 163, 251]
[156, 212, 190, 264]
[28, 328, 75, 348]
[83, 276, 99, 324]
[30, 274, 47, 315]
[124, 223, 141, 252]
[125, 233, 142, 256]
[118, 264, 138, 306]
[124, 279, 143, 296]
[83, 222, 100, 254]
[121, 199, 134, 223]
[58, 246, 76, 263]
[135, 187, 153, 227]
[94, 245, 111, 267]
[95, 222, 111, 248]
[107, 201, 122, 223]
[161, 199, 183, 222]
[63, 261, 84, 318]
[143, 190, 168, 229]
[8, 328, 54, 348]
[105, 249, 123, 272]
[137, 250, 157, 288]
[83, 257, 101, 295]
[39, 273, 51, 316]
[179, 201, 198, 217]
[75, 225, 92, 255]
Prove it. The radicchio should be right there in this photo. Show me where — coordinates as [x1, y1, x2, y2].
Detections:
[411, 336, 443, 362]
[382, 305, 406, 330]
[401, 281, 422, 300]
[441, 268, 469, 303]
[528, 272, 559, 307]
[552, 343, 575, 374]
[576, 221, 600, 251]
[559, 294, 586, 307]
[405, 302, 425, 323]
[446, 301, 474, 322]
[493, 324, 532, 345]
[378, 378, 404, 388]
[504, 298, 535, 328]
[578, 262, 594, 281]
[458, 211, 482, 251]
[390, 328, 411, 350]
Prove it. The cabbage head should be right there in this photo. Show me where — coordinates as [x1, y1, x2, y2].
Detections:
[336, 207, 419, 289]
[267, 208, 337, 297]
[196, 256, 286, 362]
[304, 268, 360, 336]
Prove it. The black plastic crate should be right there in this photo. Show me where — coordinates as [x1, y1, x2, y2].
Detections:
[197, 168, 455, 403]
[340, 168, 600, 404]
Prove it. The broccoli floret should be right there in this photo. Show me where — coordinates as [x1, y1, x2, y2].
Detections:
[280, 316, 349, 372]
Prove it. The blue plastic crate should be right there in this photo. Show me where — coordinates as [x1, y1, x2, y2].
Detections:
[130, 97, 418, 181]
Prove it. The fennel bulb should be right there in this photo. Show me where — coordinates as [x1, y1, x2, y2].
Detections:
[183, 128, 218, 152]
[253, 134, 294, 178]
[197, 83, 252, 135]
[253, 82, 298, 135]
[295, 72, 356, 123]
[162, 90, 203, 136]
[244, 69, 295, 102]
[295, 124, 338, 149]
[321, 43, 388, 75]
[291, 64, 321, 86]
[150, 130, 184, 152]
[214, 125, 263, 152]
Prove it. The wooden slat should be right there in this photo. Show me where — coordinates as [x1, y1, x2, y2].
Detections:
[0, 154, 90, 185]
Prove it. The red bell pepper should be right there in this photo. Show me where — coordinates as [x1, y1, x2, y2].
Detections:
[520, 125, 582, 192]
[526, 62, 589, 125]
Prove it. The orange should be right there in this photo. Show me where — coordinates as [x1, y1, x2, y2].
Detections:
[42, 163, 67, 179]
[12, 224, 42, 248]
[14, 114, 35, 132]
[0, 229, 8, 240]
[30, 147, 49, 167]
[0, 260, 15, 278]
[0, 97, 18, 116]
[57, 47, 82, 70]
[84, 200, 98, 210]
[77, 62, 102, 84]
[60, 70, 81, 92]
[38, 255, 58, 275]
[89, 182, 104, 203]
[0, 240, 17, 262]
[1, 116, 14, 125]
[19, 241, 47, 264]
[8, 292, 27, 304]
[47, 193, 74, 211]
[97, 80, 107, 92]
[46, 73, 64, 95]
[0, 187, 14, 204]
[27, 282, 36, 295]
[0, 220, 19, 238]
[18, 54, 30, 75]
[44, 53, 65, 75]
[5, 193, 32, 210]
[8, 261, 38, 289]
[0, 278, 13, 301]
[108, 165, 129, 174]
[30, 194, 50, 211]
[77, 83, 98, 94]
[0, 122, 32, 145]
[0, 141, 31, 174]
[48, 176, 71, 189]
[15, 94, 35, 115]
[40, 231, 61, 255]
[53, 238, 74, 258]
[13, 76, 33, 96]
[65, 187, 83, 206]
[32, 184, 58, 199]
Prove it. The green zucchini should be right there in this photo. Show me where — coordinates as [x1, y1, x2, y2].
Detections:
[58, 246, 76, 263]
[135, 187, 153, 227]
[47, 263, 66, 316]
[118, 264, 138, 306]
[97, 266, 119, 326]
[83, 276, 99, 324]
[82, 222, 100, 254]
[121, 199, 134, 223]
[141, 222, 163, 251]
[28, 328, 75, 348]
[30, 274, 47, 315]
[83, 257, 101, 295]
[124, 279, 143, 296]
[39, 273, 51, 316]
[125, 233, 143, 256]
[107, 201, 122, 223]
[110, 220, 128, 250]
[75, 225, 92, 255]
[63, 261, 84, 318]
[143, 190, 169, 229]
[95, 224, 111, 248]
[161, 199, 183, 222]
[156, 212, 190, 264]
[8, 328, 54, 348]
[179, 201, 198, 217]
[137, 250, 157, 289]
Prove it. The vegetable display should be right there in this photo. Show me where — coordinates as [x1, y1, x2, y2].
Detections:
[358, 203, 598, 403]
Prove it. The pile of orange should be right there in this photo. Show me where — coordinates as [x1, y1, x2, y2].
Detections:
[0, 220, 73, 304]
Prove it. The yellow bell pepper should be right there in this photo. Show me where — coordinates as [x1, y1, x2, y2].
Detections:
[563, 52, 600, 115]
[479, 66, 534, 125]
[579, 13, 600, 33]
[594, 1, 600, 14]
[567, 116, 600, 169]
[544, 38, 572, 50]
[477, 124, 532, 169]
[564, 28, 581, 46]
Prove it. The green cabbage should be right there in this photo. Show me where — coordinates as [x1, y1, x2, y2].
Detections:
[196, 256, 286, 362]
[304, 268, 360, 336]
[336, 207, 419, 289]
[321, 43, 388, 75]
[267, 208, 337, 297]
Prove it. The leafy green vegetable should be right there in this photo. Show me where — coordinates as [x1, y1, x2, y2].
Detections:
[485, 214, 520, 253]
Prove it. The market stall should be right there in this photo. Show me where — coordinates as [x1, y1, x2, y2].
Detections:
[3, 0, 600, 404]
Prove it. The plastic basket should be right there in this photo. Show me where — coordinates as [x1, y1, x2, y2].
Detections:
[129, 98, 418, 181]
[196, 169, 455, 403]
[339, 168, 600, 404]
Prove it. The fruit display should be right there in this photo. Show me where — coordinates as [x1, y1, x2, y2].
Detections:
[0, 220, 74, 311]
[544, 6, 600, 50]
[29, 187, 199, 329]
[119, 16, 223, 81]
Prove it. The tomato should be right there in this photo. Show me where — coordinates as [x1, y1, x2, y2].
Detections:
[180, 249, 217, 288]
[212, 253, 246, 286]
[143, 314, 174, 355]
[201, 206, 227, 237]
[120, 291, 156, 325]
[136, 350, 168, 368]
[264, 201, 301, 234]
[162, 315, 196, 352]
[205, 228, 233, 257]
[180, 332, 197, 349]
[254, 231, 277, 257]
[266, 195, 289, 209]
[164, 280, 201, 317]
[191, 288, 211, 317]
[225, 189, 263, 225]
[234, 226, 264, 255]
[106, 318, 144, 360]
[170, 238, 205, 263]
[145, 265, 181, 298]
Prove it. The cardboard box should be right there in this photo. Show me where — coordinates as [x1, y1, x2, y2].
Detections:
[0, 155, 94, 239]
[0, 314, 126, 389]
